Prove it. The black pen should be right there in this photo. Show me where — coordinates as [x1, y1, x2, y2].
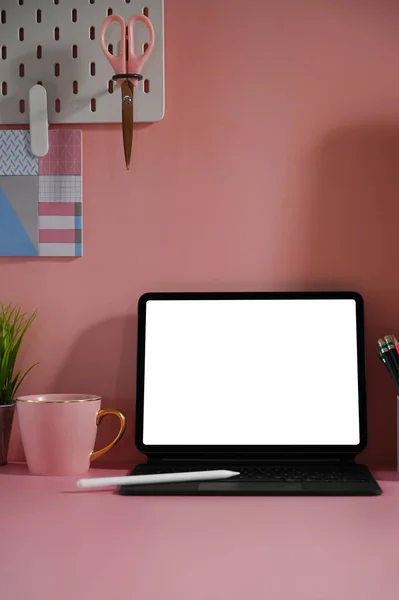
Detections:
[383, 335, 399, 379]
[378, 338, 399, 393]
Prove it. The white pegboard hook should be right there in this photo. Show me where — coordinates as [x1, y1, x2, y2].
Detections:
[28, 84, 49, 157]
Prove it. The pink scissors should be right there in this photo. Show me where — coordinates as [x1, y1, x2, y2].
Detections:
[100, 14, 155, 169]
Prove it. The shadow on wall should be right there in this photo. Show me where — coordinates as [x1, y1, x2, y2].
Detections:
[293, 122, 399, 465]
[51, 315, 140, 465]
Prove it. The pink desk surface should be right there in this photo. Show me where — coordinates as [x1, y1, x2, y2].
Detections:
[1, 465, 399, 600]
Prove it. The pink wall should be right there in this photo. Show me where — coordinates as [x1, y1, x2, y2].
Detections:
[4, 0, 399, 465]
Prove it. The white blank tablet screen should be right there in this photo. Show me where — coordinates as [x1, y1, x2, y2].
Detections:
[142, 299, 360, 446]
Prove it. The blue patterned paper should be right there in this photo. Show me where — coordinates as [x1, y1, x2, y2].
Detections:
[0, 131, 39, 175]
[0, 185, 38, 255]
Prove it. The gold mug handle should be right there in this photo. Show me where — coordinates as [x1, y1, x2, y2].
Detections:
[90, 408, 126, 462]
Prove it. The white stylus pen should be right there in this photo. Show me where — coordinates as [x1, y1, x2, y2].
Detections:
[76, 469, 240, 489]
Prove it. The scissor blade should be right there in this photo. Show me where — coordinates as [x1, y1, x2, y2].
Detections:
[121, 80, 134, 170]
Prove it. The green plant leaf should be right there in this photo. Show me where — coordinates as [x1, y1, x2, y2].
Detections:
[13, 363, 39, 396]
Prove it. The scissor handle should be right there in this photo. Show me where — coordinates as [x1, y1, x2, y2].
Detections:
[126, 15, 155, 74]
[100, 14, 127, 75]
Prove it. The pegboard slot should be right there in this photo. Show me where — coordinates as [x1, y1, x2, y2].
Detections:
[19, 99, 25, 113]
[0, 0, 164, 124]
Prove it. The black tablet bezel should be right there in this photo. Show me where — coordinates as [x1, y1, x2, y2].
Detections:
[135, 291, 367, 459]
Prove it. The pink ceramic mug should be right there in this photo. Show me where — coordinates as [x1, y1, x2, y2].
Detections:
[16, 394, 126, 476]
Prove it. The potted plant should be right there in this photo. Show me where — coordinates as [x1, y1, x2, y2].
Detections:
[0, 303, 37, 465]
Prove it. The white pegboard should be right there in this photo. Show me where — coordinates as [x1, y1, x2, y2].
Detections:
[0, 0, 164, 124]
